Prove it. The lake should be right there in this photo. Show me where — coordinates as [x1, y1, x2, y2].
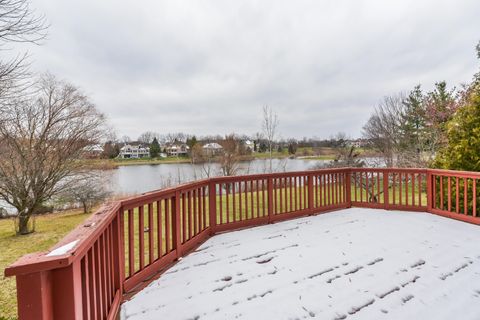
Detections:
[109, 158, 327, 195]
[1, 157, 385, 214]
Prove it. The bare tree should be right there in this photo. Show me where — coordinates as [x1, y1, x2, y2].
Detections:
[0, 74, 107, 234]
[219, 134, 239, 176]
[362, 95, 405, 167]
[165, 132, 187, 144]
[138, 131, 159, 144]
[0, 0, 48, 102]
[121, 135, 131, 144]
[262, 105, 279, 173]
[59, 172, 112, 214]
[190, 143, 203, 164]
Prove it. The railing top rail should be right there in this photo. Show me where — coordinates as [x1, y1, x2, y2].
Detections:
[210, 168, 352, 182]
[428, 168, 480, 178]
[350, 167, 427, 173]
[4, 202, 121, 277]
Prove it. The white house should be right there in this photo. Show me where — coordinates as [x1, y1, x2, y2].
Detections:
[83, 144, 104, 158]
[166, 143, 189, 156]
[119, 144, 150, 159]
[244, 140, 254, 152]
[202, 142, 223, 155]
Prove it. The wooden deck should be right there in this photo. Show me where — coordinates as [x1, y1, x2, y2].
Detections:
[121, 208, 480, 320]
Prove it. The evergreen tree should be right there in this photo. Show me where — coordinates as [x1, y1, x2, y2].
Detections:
[186, 136, 198, 149]
[150, 137, 161, 158]
[435, 45, 480, 171]
[402, 85, 426, 149]
[435, 89, 480, 171]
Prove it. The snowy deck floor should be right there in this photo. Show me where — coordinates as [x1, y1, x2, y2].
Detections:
[121, 208, 480, 320]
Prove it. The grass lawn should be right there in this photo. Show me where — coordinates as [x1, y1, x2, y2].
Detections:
[0, 210, 91, 320]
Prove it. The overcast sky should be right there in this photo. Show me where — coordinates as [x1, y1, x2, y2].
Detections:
[22, 0, 480, 140]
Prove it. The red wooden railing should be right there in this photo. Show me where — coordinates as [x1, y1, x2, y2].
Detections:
[4, 168, 480, 319]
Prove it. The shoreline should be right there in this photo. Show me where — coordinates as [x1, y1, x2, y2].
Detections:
[83, 150, 381, 169]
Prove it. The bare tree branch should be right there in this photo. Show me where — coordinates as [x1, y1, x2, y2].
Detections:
[262, 105, 278, 173]
[0, 73, 107, 234]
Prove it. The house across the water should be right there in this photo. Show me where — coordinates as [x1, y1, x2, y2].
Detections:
[119, 143, 150, 159]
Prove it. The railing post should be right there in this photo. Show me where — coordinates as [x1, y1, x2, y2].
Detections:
[14, 259, 84, 320]
[51, 260, 83, 319]
[383, 170, 390, 209]
[307, 174, 314, 212]
[267, 177, 274, 223]
[113, 209, 125, 294]
[15, 271, 53, 320]
[426, 170, 433, 212]
[345, 169, 352, 207]
[172, 190, 182, 259]
[208, 181, 217, 235]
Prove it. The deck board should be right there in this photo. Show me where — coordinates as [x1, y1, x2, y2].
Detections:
[121, 208, 480, 320]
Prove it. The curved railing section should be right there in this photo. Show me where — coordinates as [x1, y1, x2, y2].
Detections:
[4, 168, 480, 319]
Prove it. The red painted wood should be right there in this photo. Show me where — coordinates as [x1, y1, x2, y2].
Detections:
[426, 172, 432, 211]
[188, 191, 193, 239]
[405, 173, 409, 206]
[81, 255, 90, 319]
[219, 186, 223, 225]
[105, 231, 112, 308]
[411, 174, 415, 206]
[399, 173, 403, 206]
[15, 271, 53, 320]
[267, 177, 273, 223]
[448, 177, 452, 212]
[173, 190, 182, 258]
[165, 199, 171, 254]
[87, 250, 96, 319]
[251, 180, 255, 218]
[94, 243, 103, 319]
[239, 181, 243, 219]
[106, 290, 121, 320]
[199, 188, 203, 231]
[392, 173, 396, 205]
[232, 182, 237, 223]
[127, 209, 134, 277]
[116, 210, 125, 295]
[208, 182, 217, 234]
[8, 167, 480, 320]
[101, 239, 108, 317]
[429, 208, 480, 225]
[182, 193, 187, 242]
[473, 179, 477, 217]
[256, 180, 260, 218]
[383, 171, 389, 207]
[456, 178, 459, 214]
[440, 176, 444, 210]
[148, 203, 154, 264]
[157, 201, 162, 258]
[418, 174, 422, 207]
[203, 187, 207, 229]
[138, 206, 145, 271]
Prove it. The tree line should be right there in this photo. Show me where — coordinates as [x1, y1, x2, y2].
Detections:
[363, 42, 480, 171]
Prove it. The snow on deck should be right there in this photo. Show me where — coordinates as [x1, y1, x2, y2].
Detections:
[121, 208, 480, 320]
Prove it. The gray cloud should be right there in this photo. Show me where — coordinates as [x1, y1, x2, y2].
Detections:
[23, 0, 480, 139]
